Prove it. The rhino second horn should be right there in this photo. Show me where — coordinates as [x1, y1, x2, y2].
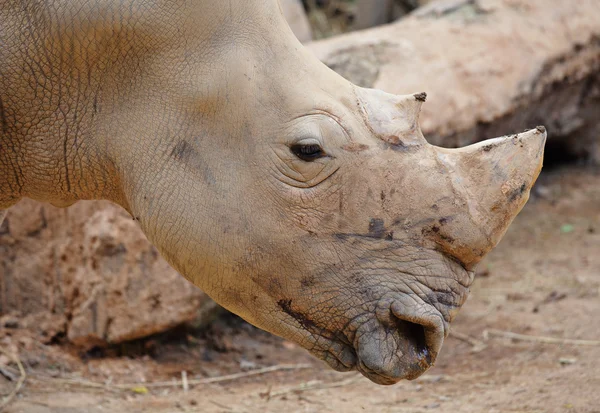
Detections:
[356, 87, 428, 148]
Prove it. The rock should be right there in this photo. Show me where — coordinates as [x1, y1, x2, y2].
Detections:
[281, 0, 312, 43]
[0, 199, 215, 349]
[308, 0, 600, 163]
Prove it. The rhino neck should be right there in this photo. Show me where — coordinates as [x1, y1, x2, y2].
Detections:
[0, 0, 186, 210]
[0, 74, 130, 208]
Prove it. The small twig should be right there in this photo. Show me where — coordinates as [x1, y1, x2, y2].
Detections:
[0, 368, 17, 382]
[450, 330, 487, 353]
[416, 374, 448, 383]
[209, 400, 234, 411]
[0, 349, 27, 412]
[157, 364, 311, 388]
[181, 371, 188, 392]
[266, 374, 362, 399]
[29, 376, 118, 392]
[484, 329, 600, 346]
[31, 364, 312, 392]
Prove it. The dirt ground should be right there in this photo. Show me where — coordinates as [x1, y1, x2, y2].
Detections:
[1, 165, 599, 413]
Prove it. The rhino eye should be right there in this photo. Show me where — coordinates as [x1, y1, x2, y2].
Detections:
[290, 142, 325, 162]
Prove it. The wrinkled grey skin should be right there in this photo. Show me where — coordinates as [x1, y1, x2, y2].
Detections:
[0, 0, 545, 384]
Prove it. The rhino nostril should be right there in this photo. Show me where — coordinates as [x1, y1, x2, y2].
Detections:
[390, 301, 446, 364]
[353, 307, 444, 384]
[406, 321, 431, 362]
[391, 317, 433, 371]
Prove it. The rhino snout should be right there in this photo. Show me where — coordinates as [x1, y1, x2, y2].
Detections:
[351, 296, 447, 385]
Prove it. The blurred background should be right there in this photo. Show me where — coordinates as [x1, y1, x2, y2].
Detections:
[1, 1, 599, 412]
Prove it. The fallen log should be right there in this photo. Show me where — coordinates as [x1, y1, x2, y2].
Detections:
[308, 0, 600, 162]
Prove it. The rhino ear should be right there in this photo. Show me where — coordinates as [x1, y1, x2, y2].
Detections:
[355, 87, 427, 148]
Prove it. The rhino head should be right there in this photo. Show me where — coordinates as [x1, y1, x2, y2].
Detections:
[123, 22, 544, 384]
[0, 0, 545, 385]
[242, 88, 544, 385]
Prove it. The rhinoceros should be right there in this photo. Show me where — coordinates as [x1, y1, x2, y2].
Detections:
[0, 0, 545, 384]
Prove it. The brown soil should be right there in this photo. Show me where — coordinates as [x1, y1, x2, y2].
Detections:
[1, 165, 599, 413]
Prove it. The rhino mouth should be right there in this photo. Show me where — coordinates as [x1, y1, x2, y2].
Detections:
[275, 247, 469, 385]
[323, 299, 446, 385]
[354, 316, 437, 385]
[279, 291, 449, 385]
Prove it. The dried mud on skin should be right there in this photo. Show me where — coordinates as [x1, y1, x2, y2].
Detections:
[1, 166, 599, 413]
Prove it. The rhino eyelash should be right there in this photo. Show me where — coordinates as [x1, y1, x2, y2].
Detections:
[290, 143, 326, 162]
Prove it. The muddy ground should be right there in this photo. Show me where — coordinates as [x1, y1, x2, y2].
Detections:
[1, 165, 599, 413]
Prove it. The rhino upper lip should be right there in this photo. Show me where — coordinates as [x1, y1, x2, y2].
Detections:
[325, 314, 439, 384]
[278, 296, 443, 382]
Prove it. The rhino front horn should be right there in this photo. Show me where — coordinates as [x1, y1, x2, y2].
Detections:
[429, 127, 546, 269]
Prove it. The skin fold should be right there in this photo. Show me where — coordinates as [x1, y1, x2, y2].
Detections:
[0, 0, 545, 384]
